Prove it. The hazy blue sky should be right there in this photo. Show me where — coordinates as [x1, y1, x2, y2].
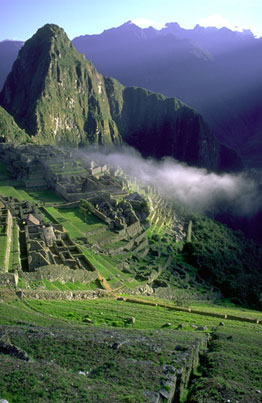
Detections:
[1, 0, 262, 41]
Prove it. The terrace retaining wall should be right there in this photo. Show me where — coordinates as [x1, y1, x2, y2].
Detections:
[18, 265, 98, 283]
[16, 289, 108, 300]
[4, 210, 12, 272]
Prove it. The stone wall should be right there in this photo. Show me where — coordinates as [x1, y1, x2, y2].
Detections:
[4, 210, 12, 272]
[0, 272, 18, 286]
[16, 288, 108, 300]
[126, 221, 141, 237]
[18, 264, 98, 283]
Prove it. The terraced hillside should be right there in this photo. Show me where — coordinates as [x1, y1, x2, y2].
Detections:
[0, 144, 192, 296]
[0, 143, 262, 402]
[0, 295, 261, 402]
[1, 143, 262, 305]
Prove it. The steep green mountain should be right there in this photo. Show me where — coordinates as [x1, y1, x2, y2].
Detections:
[0, 24, 121, 146]
[0, 106, 30, 144]
[0, 24, 241, 171]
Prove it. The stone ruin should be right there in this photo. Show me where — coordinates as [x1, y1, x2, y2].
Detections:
[0, 143, 187, 290]
[81, 192, 150, 232]
[0, 196, 96, 287]
[0, 143, 131, 202]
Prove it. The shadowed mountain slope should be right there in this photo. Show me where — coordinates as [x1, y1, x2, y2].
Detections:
[0, 24, 241, 171]
[73, 21, 262, 167]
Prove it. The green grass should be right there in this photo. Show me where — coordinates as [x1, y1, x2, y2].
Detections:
[1, 297, 261, 332]
[0, 297, 261, 402]
[0, 297, 206, 402]
[80, 246, 139, 289]
[0, 186, 34, 202]
[45, 206, 106, 238]
[188, 326, 262, 402]
[17, 278, 101, 291]
[4, 298, 260, 331]
[27, 189, 63, 203]
[190, 301, 262, 320]
[0, 235, 7, 268]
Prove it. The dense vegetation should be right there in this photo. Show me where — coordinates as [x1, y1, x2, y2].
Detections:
[0, 106, 30, 144]
[182, 215, 262, 309]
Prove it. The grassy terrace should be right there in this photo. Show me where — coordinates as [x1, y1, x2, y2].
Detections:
[0, 298, 205, 403]
[27, 190, 63, 203]
[44, 206, 106, 238]
[0, 236, 7, 269]
[80, 246, 139, 289]
[127, 296, 262, 321]
[0, 298, 261, 402]
[17, 278, 101, 291]
[0, 186, 35, 202]
[3, 298, 260, 330]
[0, 186, 64, 205]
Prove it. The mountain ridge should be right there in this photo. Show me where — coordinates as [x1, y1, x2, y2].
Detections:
[72, 21, 262, 167]
[0, 23, 242, 171]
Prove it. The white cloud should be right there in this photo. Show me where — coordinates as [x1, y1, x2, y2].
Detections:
[199, 14, 244, 32]
[132, 18, 164, 30]
[79, 147, 261, 216]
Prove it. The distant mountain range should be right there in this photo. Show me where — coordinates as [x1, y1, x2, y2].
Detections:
[0, 23, 240, 172]
[1, 21, 261, 166]
[72, 21, 262, 167]
[0, 40, 23, 90]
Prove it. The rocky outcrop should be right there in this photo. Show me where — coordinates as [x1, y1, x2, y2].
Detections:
[0, 340, 29, 361]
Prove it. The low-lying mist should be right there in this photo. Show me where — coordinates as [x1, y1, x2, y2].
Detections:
[78, 146, 261, 217]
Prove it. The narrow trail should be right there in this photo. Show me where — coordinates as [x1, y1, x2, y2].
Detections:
[97, 271, 113, 292]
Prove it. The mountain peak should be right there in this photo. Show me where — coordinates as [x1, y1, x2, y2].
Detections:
[31, 23, 71, 47]
[37, 23, 63, 33]
[163, 22, 181, 30]
[0, 24, 121, 145]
